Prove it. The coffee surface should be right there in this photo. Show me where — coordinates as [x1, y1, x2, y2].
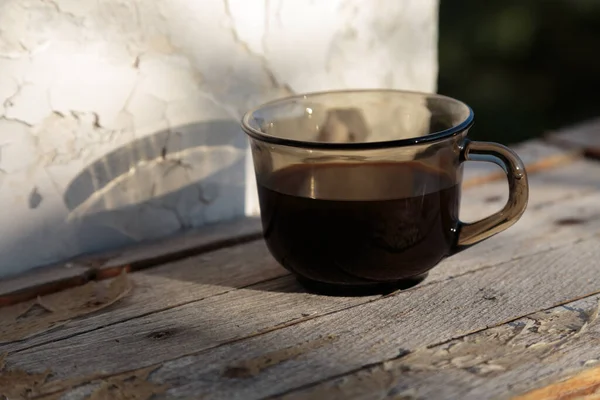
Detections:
[258, 162, 460, 287]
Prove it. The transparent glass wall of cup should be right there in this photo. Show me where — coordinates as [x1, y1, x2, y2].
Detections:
[242, 90, 528, 295]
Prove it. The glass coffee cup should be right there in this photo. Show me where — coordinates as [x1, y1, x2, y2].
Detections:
[242, 90, 528, 295]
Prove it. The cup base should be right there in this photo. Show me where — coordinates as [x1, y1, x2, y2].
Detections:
[296, 272, 429, 296]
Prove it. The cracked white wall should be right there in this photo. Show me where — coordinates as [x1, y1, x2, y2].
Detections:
[0, 0, 438, 277]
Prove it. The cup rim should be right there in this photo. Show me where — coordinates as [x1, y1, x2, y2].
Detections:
[241, 89, 474, 150]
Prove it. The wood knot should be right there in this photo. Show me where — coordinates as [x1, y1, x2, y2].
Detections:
[146, 329, 178, 340]
[223, 366, 253, 379]
[555, 217, 585, 226]
[479, 288, 500, 301]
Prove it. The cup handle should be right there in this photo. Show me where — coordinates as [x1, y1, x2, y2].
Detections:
[456, 139, 529, 247]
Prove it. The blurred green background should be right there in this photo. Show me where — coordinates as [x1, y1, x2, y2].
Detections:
[438, 0, 600, 143]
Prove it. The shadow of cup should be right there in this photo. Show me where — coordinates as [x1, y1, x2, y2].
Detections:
[63, 120, 248, 247]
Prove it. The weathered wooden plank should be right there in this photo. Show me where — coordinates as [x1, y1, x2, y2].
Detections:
[0, 217, 262, 307]
[0, 263, 92, 308]
[4, 160, 599, 357]
[140, 238, 600, 399]
[513, 364, 600, 400]
[0, 273, 132, 347]
[460, 159, 600, 223]
[441, 190, 600, 283]
[462, 139, 580, 188]
[445, 158, 600, 280]
[7, 276, 370, 379]
[17, 288, 600, 399]
[445, 159, 600, 280]
[279, 295, 600, 400]
[11, 235, 600, 399]
[546, 117, 600, 159]
[0, 240, 287, 354]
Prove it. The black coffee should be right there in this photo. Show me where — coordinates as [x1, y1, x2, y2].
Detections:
[257, 162, 461, 293]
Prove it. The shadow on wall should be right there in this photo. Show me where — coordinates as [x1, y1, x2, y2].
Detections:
[61, 120, 248, 258]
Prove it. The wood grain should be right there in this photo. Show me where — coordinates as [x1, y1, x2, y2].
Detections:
[279, 296, 600, 400]
[446, 173, 600, 279]
[461, 159, 600, 223]
[513, 364, 600, 400]
[6, 275, 368, 377]
[136, 237, 600, 399]
[0, 217, 262, 307]
[440, 159, 600, 282]
[0, 273, 131, 345]
[11, 236, 600, 399]
[0, 240, 287, 354]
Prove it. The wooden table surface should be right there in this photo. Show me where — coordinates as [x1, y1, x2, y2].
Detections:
[2, 120, 600, 400]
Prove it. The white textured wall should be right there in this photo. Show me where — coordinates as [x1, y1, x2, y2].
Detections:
[0, 0, 438, 277]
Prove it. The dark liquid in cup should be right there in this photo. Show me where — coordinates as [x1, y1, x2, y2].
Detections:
[257, 162, 461, 295]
